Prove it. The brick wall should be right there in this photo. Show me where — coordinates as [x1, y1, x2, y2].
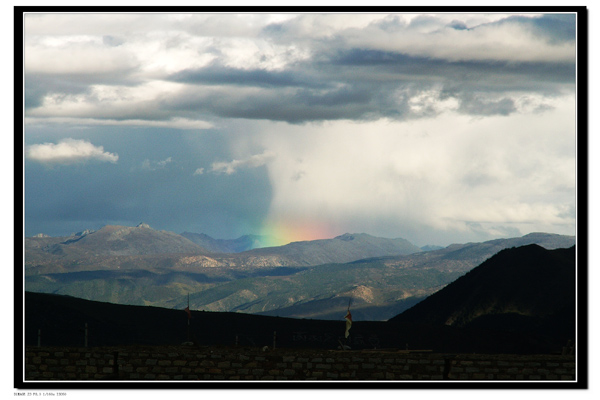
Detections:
[24, 346, 576, 381]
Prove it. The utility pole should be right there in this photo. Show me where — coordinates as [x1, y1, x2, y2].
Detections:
[187, 293, 190, 342]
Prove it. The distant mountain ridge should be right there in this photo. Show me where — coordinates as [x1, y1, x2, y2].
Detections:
[190, 232, 575, 321]
[25, 223, 210, 274]
[25, 226, 425, 272]
[180, 232, 273, 253]
[238, 232, 423, 266]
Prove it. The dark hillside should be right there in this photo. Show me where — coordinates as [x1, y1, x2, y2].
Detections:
[24, 292, 385, 350]
[389, 245, 576, 349]
[25, 289, 573, 354]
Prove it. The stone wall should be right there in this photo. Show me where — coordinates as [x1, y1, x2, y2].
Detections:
[24, 346, 576, 381]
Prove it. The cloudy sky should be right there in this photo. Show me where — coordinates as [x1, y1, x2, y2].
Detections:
[23, 11, 579, 247]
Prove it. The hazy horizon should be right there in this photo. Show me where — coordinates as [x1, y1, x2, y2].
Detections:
[25, 221, 575, 249]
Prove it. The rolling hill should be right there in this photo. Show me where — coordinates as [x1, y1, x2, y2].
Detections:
[170, 233, 575, 321]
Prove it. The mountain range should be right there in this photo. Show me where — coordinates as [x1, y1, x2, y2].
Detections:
[25, 224, 424, 273]
[238, 233, 423, 266]
[24, 224, 575, 321]
[23, 243, 577, 354]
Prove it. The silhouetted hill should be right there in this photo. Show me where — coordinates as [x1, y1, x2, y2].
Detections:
[24, 290, 574, 354]
[24, 291, 381, 349]
[389, 245, 575, 348]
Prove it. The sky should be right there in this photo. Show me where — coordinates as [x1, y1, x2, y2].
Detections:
[22, 11, 579, 247]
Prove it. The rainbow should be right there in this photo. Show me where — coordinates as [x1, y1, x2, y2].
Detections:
[259, 218, 337, 247]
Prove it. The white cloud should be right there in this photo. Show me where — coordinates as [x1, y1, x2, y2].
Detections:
[255, 94, 576, 245]
[157, 157, 172, 168]
[26, 138, 119, 165]
[141, 157, 172, 171]
[211, 150, 276, 175]
[25, 41, 138, 75]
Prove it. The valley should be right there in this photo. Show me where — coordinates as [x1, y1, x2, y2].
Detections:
[24, 224, 575, 321]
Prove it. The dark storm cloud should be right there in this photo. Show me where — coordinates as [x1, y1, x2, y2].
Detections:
[25, 74, 92, 110]
[457, 95, 516, 116]
[330, 48, 574, 87]
[315, 46, 574, 118]
[162, 81, 414, 124]
[161, 45, 573, 123]
[168, 14, 575, 124]
[294, 84, 375, 107]
[169, 63, 326, 89]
